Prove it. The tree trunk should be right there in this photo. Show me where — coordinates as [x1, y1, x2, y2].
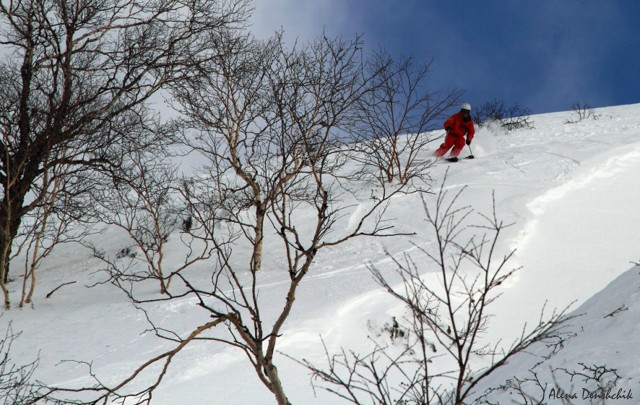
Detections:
[0, 206, 21, 308]
[0, 251, 11, 309]
[265, 363, 291, 405]
[252, 203, 266, 272]
[0, 212, 19, 284]
[0, 170, 38, 307]
[0, 219, 21, 308]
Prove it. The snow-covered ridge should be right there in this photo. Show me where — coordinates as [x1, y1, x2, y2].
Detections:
[3, 103, 640, 404]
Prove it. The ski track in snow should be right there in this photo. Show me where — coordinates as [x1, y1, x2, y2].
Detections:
[492, 140, 640, 344]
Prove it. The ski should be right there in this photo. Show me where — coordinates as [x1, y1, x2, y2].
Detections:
[441, 155, 474, 163]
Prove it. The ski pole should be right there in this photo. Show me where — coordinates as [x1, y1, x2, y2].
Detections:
[466, 144, 474, 159]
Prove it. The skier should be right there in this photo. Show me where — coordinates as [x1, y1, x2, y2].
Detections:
[434, 103, 475, 162]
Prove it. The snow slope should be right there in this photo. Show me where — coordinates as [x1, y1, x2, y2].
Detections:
[3, 103, 640, 404]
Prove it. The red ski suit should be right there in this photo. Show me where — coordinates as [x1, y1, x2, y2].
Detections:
[434, 112, 475, 158]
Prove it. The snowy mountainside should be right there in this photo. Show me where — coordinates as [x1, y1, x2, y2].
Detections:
[2, 103, 640, 404]
[469, 264, 640, 403]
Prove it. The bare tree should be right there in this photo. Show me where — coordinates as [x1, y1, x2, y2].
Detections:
[351, 51, 461, 184]
[478, 362, 624, 405]
[170, 30, 378, 276]
[565, 102, 599, 124]
[300, 174, 574, 404]
[54, 31, 414, 405]
[472, 99, 533, 130]
[86, 148, 216, 295]
[18, 156, 90, 307]
[0, 321, 48, 404]
[0, 0, 250, 308]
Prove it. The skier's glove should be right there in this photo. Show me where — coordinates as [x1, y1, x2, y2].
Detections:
[466, 139, 471, 146]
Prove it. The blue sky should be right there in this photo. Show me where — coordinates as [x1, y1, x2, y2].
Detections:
[251, 1, 640, 114]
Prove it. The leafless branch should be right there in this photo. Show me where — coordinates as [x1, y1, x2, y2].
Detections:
[302, 173, 576, 404]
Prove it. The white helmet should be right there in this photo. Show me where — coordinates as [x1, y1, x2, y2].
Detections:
[461, 103, 471, 111]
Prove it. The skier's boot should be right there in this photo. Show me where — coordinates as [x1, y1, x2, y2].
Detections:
[446, 156, 459, 163]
